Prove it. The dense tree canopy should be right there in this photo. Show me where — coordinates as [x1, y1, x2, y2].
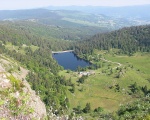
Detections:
[74, 25, 150, 55]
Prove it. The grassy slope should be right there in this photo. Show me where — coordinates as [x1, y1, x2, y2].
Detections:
[5, 42, 39, 54]
[59, 51, 150, 113]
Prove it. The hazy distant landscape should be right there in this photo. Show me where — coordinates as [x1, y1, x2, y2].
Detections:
[0, 3, 150, 120]
[0, 5, 150, 41]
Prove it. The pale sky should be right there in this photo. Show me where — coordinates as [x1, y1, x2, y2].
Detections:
[1, 0, 150, 10]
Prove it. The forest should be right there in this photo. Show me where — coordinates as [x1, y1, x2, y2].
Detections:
[74, 25, 150, 56]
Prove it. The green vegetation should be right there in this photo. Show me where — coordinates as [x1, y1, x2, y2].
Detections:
[0, 19, 149, 119]
[8, 75, 23, 91]
[0, 22, 70, 115]
[74, 25, 150, 55]
[115, 96, 150, 120]
[59, 50, 150, 119]
[0, 73, 34, 118]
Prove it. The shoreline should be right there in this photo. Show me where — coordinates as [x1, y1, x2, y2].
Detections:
[52, 50, 74, 54]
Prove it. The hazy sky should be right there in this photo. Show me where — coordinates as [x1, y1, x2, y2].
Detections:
[1, 0, 150, 10]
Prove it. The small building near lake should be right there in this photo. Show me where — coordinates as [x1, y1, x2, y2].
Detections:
[79, 71, 95, 77]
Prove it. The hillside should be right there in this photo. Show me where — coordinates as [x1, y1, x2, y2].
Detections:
[0, 8, 150, 41]
[74, 25, 150, 55]
[60, 25, 150, 119]
[0, 21, 72, 50]
[0, 55, 46, 119]
[0, 22, 72, 117]
[0, 9, 110, 40]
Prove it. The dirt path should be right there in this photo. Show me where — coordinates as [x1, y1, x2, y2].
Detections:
[100, 57, 122, 69]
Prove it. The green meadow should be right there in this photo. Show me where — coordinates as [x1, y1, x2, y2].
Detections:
[59, 51, 150, 113]
[4, 42, 39, 54]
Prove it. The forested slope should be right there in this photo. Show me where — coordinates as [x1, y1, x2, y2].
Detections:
[74, 25, 150, 55]
[0, 21, 72, 50]
[0, 22, 72, 115]
[0, 9, 111, 41]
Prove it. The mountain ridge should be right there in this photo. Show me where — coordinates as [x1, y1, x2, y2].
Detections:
[46, 5, 150, 19]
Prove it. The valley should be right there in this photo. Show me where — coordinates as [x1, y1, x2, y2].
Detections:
[0, 5, 150, 120]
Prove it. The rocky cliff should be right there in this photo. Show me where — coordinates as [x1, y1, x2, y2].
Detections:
[0, 55, 47, 119]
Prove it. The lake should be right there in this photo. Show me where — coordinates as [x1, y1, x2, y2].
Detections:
[53, 52, 91, 71]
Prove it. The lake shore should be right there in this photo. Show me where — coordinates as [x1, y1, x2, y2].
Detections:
[52, 50, 74, 54]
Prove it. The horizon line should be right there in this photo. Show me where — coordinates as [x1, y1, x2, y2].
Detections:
[0, 4, 150, 11]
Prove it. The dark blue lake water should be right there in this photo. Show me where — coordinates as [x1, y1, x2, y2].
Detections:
[53, 52, 91, 71]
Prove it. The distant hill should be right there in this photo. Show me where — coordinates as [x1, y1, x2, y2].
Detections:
[46, 5, 150, 20]
[0, 9, 61, 20]
[0, 8, 149, 38]
[0, 9, 113, 40]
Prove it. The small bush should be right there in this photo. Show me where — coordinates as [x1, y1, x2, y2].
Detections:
[8, 75, 22, 91]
